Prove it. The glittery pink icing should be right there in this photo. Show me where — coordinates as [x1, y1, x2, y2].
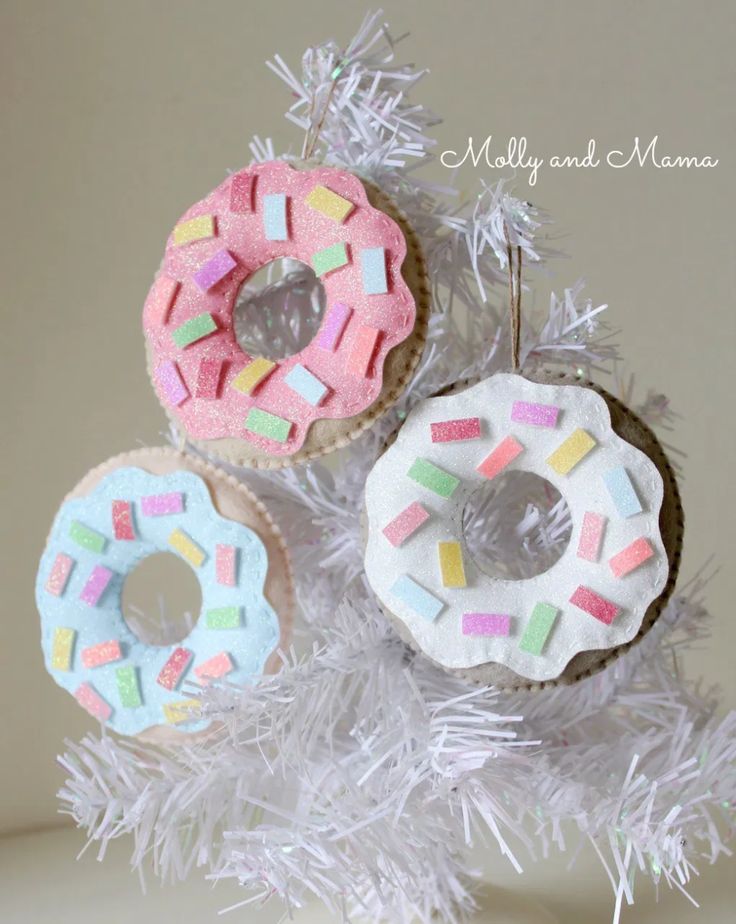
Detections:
[143, 162, 418, 455]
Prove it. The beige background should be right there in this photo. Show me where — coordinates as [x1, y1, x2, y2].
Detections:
[1, 0, 734, 920]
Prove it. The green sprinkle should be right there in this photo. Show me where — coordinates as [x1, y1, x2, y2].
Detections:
[206, 606, 241, 629]
[311, 242, 349, 277]
[69, 520, 107, 554]
[116, 666, 142, 708]
[171, 312, 217, 348]
[407, 459, 460, 499]
[519, 603, 558, 656]
[245, 408, 292, 443]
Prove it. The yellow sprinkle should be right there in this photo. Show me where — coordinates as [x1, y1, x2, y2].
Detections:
[169, 528, 206, 567]
[173, 215, 215, 246]
[438, 541, 467, 588]
[305, 185, 354, 223]
[163, 699, 201, 725]
[231, 357, 276, 394]
[547, 428, 597, 475]
[51, 627, 76, 671]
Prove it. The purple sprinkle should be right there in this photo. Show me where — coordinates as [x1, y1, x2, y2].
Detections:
[193, 249, 237, 292]
[141, 492, 184, 517]
[510, 400, 560, 428]
[79, 565, 114, 607]
[317, 302, 352, 351]
[462, 613, 511, 636]
[156, 360, 189, 406]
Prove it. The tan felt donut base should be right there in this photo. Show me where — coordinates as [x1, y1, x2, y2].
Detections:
[367, 371, 684, 693]
[145, 169, 431, 470]
[62, 447, 295, 741]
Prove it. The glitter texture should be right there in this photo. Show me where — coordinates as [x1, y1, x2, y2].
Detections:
[112, 500, 135, 540]
[79, 565, 113, 606]
[157, 647, 193, 690]
[306, 185, 354, 223]
[547, 428, 597, 475]
[284, 363, 329, 406]
[462, 613, 510, 637]
[194, 651, 234, 685]
[382, 502, 429, 547]
[155, 360, 189, 406]
[511, 400, 559, 428]
[609, 537, 655, 578]
[51, 627, 76, 671]
[81, 640, 122, 669]
[231, 357, 277, 395]
[69, 520, 107, 554]
[603, 466, 643, 518]
[476, 435, 524, 480]
[570, 586, 620, 625]
[74, 683, 112, 722]
[263, 193, 289, 241]
[171, 312, 218, 348]
[168, 528, 206, 567]
[215, 544, 237, 586]
[577, 511, 606, 562]
[360, 247, 388, 294]
[229, 172, 253, 212]
[45, 552, 74, 596]
[317, 302, 352, 351]
[195, 358, 222, 399]
[391, 575, 444, 622]
[438, 541, 466, 588]
[312, 241, 349, 276]
[245, 408, 292, 443]
[519, 603, 558, 655]
[407, 458, 460, 498]
[193, 249, 238, 292]
[145, 275, 180, 327]
[163, 699, 201, 725]
[141, 492, 184, 517]
[173, 215, 215, 246]
[430, 417, 481, 443]
[206, 606, 241, 629]
[347, 326, 380, 377]
[116, 666, 142, 708]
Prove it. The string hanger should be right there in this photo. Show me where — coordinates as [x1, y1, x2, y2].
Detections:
[503, 221, 523, 372]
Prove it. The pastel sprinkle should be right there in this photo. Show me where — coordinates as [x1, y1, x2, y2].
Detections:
[81, 640, 122, 669]
[171, 312, 217, 348]
[112, 500, 135, 540]
[284, 363, 328, 406]
[194, 651, 234, 685]
[148, 275, 180, 326]
[51, 627, 76, 671]
[69, 520, 106, 554]
[431, 417, 482, 443]
[206, 606, 241, 629]
[163, 698, 201, 725]
[476, 435, 524, 480]
[173, 214, 215, 247]
[438, 541, 467, 588]
[360, 247, 388, 295]
[407, 458, 460, 499]
[317, 302, 352, 351]
[193, 249, 237, 292]
[74, 683, 112, 722]
[231, 357, 276, 394]
[577, 512, 606, 562]
[79, 565, 114, 607]
[155, 360, 189, 406]
[157, 647, 193, 690]
[263, 193, 288, 241]
[168, 528, 206, 567]
[462, 613, 510, 637]
[305, 185, 354, 223]
[603, 466, 643, 518]
[141, 492, 184, 517]
[229, 173, 253, 212]
[382, 502, 430, 547]
[312, 242, 349, 276]
[511, 400, 560, 428]
[116, 666, 142, 708]
[346, 326, 380, 377]
[244, 407, 292, 443]
[609, 537, 655, 578]
[215, 544, 237, 586]
[570, 585, 620, 625]
[195, 358, 222, 398]
[46, 553, 74, 596]
[547, 429, 597, 475]
[519, 603, 558, 655]
[390, 575, 444, 622]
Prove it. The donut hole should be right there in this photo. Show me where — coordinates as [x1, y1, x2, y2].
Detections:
[234, 257, 326, 360]
[121, 552, 202, 646]
[462, 471, 573, 581]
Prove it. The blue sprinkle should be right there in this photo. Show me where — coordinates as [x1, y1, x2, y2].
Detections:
[603, 466, 643, 518]
[263, 194, 288, 241]
[360, 247, 388, 295]
[284, 363, 328, 406]
[390, 575, 444, 622]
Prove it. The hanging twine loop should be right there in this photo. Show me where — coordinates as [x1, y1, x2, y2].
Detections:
[503, 221, 523, 372]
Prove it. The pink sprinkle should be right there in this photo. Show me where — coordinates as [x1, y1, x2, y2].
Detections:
[431, 417, 482, 443]
[382, 502, 430, 547]
[462, 613, 511, 636]
[195, 358, 222, 399]
[194, 651, 234, 685]
[46, 552, 74, 596]
[112, 500, 135, 540]
[229, 173, 253, 212]
[216, 544, 237, 586]
[609, 537, 655, 578]
[81, 640, 122, 669]
[347, 326, 380, 377]
[317, 302, 352, 351]
[577, 512, 606, 562]
[157, 647, 193, 690]
[74, 683, 112, 722]
[193, 249, 237, 292]
[510, 401, 560, 428]
[476, 435, 524, 480]
[570, 586, 620, 625]
[141, 492, 184, 517]
[147, 275, 180, 326]
[79, 565, 114, 607]
[156, 360, 189, 407]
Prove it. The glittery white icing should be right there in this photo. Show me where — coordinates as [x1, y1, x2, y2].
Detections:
[363, 375, 668, 681]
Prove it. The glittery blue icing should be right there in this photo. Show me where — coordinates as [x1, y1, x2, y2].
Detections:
[36, 468, 280, 735]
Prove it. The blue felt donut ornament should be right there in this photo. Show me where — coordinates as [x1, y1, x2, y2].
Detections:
[35, 449, 293, 736]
